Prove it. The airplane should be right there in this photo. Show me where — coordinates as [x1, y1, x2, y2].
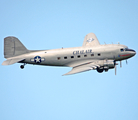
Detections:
[2, 33, 136, 75]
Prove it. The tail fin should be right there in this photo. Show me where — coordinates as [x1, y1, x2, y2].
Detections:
[82, 33, 100, 47]
[4, 36, 28, 58]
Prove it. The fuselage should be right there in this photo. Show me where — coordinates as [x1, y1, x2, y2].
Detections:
[3, 33, 136, 75]
[17, 44, 136, 67]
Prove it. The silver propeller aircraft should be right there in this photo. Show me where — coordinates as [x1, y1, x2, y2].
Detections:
[2, 33, 136, 75]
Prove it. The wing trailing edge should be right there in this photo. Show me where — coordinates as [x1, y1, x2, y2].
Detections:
[63, 66, 93, 76]
[63, 61, 100, 75]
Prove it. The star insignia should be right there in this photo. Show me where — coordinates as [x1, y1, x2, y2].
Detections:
[30, 56, 45, 63]
[34, 56, 41, 63]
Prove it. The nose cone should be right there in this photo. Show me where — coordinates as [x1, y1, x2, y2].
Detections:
[126, 49, 136, 57]
[133, 50, 136, 56]
[130, 49, 136, 57]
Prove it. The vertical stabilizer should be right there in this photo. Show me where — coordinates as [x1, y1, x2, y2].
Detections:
[82, 33, 100, 47]
[4, 37, 28, 58]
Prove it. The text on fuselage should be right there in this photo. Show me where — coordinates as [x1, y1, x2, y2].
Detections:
[73, 49, 92, 55]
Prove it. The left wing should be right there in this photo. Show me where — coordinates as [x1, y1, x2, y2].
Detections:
[63, 61, 100, 76]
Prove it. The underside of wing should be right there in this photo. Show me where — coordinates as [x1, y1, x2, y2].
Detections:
[63, 66, 92, 76]
[63, 61, 100, 76]
[2, 58, 25, 65]
[82, 33, 100, 47]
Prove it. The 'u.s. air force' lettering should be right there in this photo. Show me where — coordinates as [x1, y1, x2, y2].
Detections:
[30, 56, 45, 63]
[73, 49, 92, 55]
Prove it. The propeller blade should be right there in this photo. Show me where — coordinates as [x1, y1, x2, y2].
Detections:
[126, 60, 128, 64]
[114, 56, 117, 75]
[120, 61, 122, 68]
[115, 65, 117, 75]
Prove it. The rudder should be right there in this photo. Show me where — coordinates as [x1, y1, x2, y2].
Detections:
[4, 36, 28, 58]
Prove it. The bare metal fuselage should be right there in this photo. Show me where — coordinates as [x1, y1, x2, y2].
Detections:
[2, 33, 136, 75]
[18, 44, 134, 66]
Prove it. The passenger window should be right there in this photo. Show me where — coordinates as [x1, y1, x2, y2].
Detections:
[120, 49, 124, 52]
[91, 54, 94, 56]
[98, 53, 101, 56]
[84, 55, 87, 57]
[57, 57, 61, 60]
[77, 55, 81, 58]
[71, 56, 74, 58]
[64, 57, 67, 59]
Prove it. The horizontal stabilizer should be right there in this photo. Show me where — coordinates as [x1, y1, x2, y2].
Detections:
[2, 58, 25, 65]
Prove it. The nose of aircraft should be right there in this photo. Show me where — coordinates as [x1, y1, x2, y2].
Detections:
[133, 50, 136, 56]
[130, 49, 136, 56]
[125, 48, 136, 56]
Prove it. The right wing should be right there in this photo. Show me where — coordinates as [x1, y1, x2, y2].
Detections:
[63, 61, 100, 76]
[2, 58, 25, 65]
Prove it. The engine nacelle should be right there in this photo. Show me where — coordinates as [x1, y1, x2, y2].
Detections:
[97, 60, 116, 73]
[103, 60, 115, 70]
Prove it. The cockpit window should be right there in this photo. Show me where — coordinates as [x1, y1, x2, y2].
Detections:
[125, 48, 135, 52]
[120, 49, 124, 52]
[124, 48, 128, 51]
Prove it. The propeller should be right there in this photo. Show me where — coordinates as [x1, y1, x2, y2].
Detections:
[115, 64, 117, 75]
[120, 61, 122, 68]
[113, 57, 118, 75]
[114, 62, 118, 75]
[126, 60, 128, 64]
[114, 59, 128, 75]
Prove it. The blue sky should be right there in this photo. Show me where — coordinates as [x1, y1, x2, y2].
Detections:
[0, 0, 138, 120]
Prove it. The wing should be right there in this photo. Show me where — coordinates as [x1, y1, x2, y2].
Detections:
[2, 58, 25, 65]
[63, 61, 100, 76]
[82, 33, 100, 47]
